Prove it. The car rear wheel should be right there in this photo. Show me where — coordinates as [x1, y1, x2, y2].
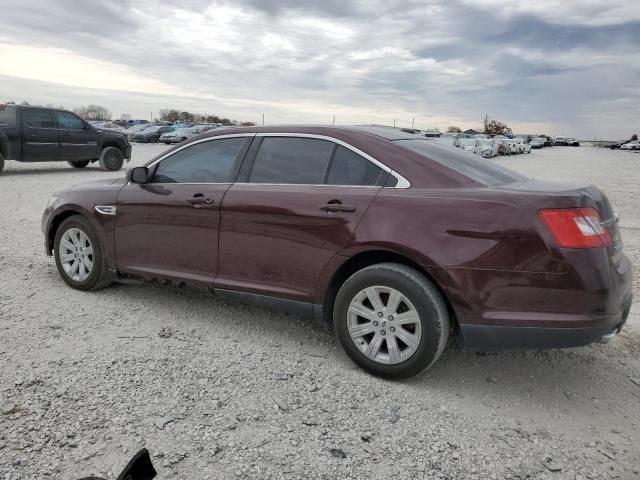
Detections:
[150, 136, 159, 143]
[333, 263, 449, 379]
[53, 216, 112, 291]
[67, 160, 90, 168]
[98, 146, 124, 171]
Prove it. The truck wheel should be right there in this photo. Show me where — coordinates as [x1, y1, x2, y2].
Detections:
[67, 160, 90, 169]
[0, 153, 4, 174]
[98, 147, 124, 171]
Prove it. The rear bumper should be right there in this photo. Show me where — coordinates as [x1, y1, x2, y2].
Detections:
[459, 297, 631, 351]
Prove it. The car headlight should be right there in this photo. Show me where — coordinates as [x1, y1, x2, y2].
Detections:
[46, 195, 59, 209]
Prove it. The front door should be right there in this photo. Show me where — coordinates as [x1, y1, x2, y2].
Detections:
[114, 136, 252, 286]
[217, 136, 388, 302]
[54, 110, 98, 160]
[19, 108, 59, 162]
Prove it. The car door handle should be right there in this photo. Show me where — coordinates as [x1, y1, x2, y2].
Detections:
[187, 197, 214, 207]
[319, 202, 356, 213]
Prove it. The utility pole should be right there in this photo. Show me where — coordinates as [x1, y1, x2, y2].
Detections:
[150, 112, 153, 122]
[262, 113, 265, 126]
[332, 115, 335, 125]
[412, 117, 415, 129]
[393, 119, 396, 128]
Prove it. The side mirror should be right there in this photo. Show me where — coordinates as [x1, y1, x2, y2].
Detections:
[128, 167, 149, 184]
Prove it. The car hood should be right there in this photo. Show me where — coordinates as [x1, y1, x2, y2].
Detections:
[64, 177, 126, 193]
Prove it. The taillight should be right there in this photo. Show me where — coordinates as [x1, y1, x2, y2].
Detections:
[539, 208, 612, 248]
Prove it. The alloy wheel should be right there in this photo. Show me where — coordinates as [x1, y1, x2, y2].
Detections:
[347, 286, 422, 365]
[58, 228, 93, 282]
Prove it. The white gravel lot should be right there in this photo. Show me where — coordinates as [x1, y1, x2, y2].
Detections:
[0, 144, 638, 479]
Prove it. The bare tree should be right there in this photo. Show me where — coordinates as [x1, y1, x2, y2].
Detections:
[483, 115, 512, 135]
[73, 104, 111, 121]
[446, 126, 462, 133]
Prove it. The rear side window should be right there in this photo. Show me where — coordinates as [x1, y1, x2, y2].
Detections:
[21, 109, 54, 128]
[397, 139, 526, 186]
[0, 107, 16, 127]
[55, 111, 86, 130]
[326, 146, 386, 186]
[152, 137, 247, 183]
[248, 137, 334, 184]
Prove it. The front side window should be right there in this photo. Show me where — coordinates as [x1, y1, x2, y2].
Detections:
[22, 109, 54, 128]
[248, 137, 334, 184]
[55, 111, 86, 130]
[152, 137, 248, 183]
[326, 146, 386, 186]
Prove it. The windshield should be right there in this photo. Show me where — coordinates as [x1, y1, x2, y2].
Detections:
[396, 139, 527, 186]
[459, 139, 476, 146]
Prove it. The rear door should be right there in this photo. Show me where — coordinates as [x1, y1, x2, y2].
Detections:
[54, 110, 98, 160]
[19, 108, 59, 161]
[216, 135, 390, 302]
[115, 135, 252, 286]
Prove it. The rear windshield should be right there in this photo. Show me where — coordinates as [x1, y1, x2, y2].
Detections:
[394, 139, 526, 186]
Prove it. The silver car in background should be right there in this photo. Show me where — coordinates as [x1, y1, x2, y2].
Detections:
[515, 138, 532, 154]
[478, 138, 499, 157]
[160, 127, 204, 144]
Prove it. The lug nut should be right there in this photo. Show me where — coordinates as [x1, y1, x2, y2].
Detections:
[378, 312, 383, 318]
[390, 327, 396, 332]
[388, 315, 394, 321]
[380, 330, 386, 336]
[373, 321, 379, 327]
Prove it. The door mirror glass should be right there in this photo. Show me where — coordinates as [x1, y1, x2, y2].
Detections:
[129, 167, 149, 184]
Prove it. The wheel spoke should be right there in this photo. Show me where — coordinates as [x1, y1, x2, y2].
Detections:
[386, 289, 403, 315]
[84, 246, 93, 257]
[365, 333, 384, 358]
[61, 239, 75, 251]
[364, 287, 384, 311]
[60, 253, 75, 264]
[394, 327, 419, 349]
[386, 335, 402, 363]
[81, 256, 93, 272]
[70, 260, 80, 278]
[348, 322, 375, 338]
[349, 303, 376, 321]
[395, 312, 419, 326]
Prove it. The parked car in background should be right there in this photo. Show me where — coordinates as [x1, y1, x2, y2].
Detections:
[504, 138, 518, 154]
[0, 104, 131, 173]
[494, 137, 511, 155]
[129, 119, 149, 126]
[41, 125, 632, 379]
[131, 125, 175, 143]
[620, 141, 640, 150]
[530, 138, 545, 149]
[555, 136, 567, 146]
[515, 138, 531, 154]
[160, 127, 204, 144]
[126, 123, 155, 139]
[92, 122, 128, 133]
[566, 138, 580, 147]
[455, 138, 482, 155]
[478, 138, 498, 157]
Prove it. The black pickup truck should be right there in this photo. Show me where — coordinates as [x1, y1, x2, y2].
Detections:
[0, 104, 131, 174]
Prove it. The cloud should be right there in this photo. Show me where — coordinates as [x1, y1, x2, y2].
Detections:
[0, 0, 638, 138]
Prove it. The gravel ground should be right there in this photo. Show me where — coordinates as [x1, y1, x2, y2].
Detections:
[0, 145, 639, 479]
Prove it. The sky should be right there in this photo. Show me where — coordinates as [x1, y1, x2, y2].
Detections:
[1, 0, 639, 138]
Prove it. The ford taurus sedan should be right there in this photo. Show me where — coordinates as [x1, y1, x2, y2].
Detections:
[42, 126, 633, 379]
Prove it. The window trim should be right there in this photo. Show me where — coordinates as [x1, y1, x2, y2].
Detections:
[144, 132, 410, 188]
[20, 108, 56, 130]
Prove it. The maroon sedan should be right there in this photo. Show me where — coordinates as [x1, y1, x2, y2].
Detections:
[42, 126, 633, 379]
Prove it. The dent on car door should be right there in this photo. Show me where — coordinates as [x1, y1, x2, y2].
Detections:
[216, 136, 389, 303]
[114, 136, 252, 286]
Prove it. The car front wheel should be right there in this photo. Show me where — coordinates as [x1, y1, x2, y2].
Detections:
[53, 216, 112, 291]
[333, 263, 450, 379]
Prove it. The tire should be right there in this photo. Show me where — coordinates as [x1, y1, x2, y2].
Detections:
[333, 263, 449, 379]
[150, 136, 159, 143]
[98, 146, 124, 171]
[0, 152, 4, 174]
[67, 160, 90, 168]
[53, 216, 112, 291]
